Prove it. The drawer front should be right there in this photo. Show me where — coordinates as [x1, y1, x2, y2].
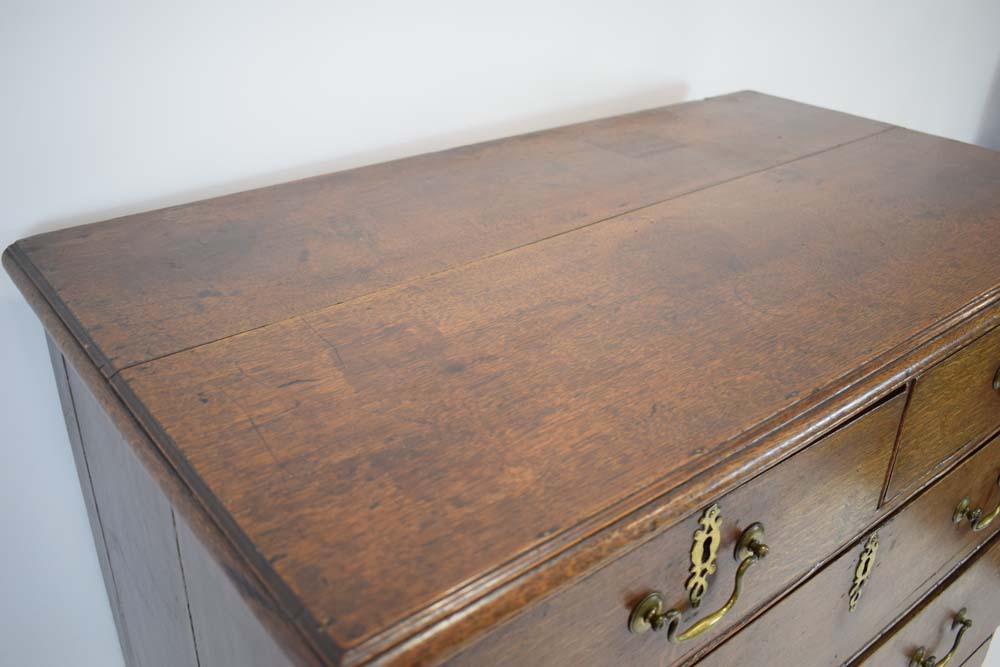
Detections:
[445, 392, 905, 667]
[959, 638, 993, 667]
[695, 435, 1000, 667]
[888, 325, 1000, 501]
[854, 535, 1000, 666]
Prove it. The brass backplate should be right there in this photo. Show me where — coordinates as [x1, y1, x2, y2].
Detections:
[849, 532, 878, 612]
[686, 504, 722, 607]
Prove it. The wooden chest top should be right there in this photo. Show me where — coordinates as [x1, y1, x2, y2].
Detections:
[7, 91, 1000, 664]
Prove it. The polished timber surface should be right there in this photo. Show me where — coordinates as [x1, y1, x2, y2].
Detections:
[7, 92, 1000, 666]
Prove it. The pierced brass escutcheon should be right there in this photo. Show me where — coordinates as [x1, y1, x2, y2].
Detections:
[849, 532, 878, 612]
[952, 474, 1000, 532]
[685, 504, 722, 607]
[628, 523, 769, 643]
[909, 608, 972, 667]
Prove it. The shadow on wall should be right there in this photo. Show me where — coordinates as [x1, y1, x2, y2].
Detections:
[978, 58, 1000, 150]
[21, 83, 689, 241]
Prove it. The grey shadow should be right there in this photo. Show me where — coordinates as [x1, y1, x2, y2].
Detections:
[18, 82, 689, 240]
[977, 57, 1000, 150]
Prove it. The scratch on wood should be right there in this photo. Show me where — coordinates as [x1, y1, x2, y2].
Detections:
[299, 317, 346, 370]
[277, 378, 320, 389]
[219, 388, 293, 479]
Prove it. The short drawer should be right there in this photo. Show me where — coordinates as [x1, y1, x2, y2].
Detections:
[853, 535, 1000, 666]
[695, 434, 1000, 667]
[887, 325, 1000, 501]
[445, 391, 906, 667]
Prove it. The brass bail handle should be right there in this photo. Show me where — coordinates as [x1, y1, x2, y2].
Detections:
[628, 523, 768, 643]
[909, 608, 973, 667]
[952, 474, 1000, 532]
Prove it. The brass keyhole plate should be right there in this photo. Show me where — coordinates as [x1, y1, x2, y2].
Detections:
[686, 504, 722, 607]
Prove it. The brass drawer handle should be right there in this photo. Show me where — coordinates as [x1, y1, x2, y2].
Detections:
[628, 523, 768, 643]
[952, 475, 1000, 532]
[909, 608, 972, 667]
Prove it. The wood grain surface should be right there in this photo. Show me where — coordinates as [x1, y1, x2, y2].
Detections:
[27, 261, 329, 666]
[45, 337, 136, 664]
[960, 637, 993, 667]
[110, 122, 1000, 658]
[65, 362, 200, 667]
[853, 533, 1000, 666]
[8, 91, 888, 375]
[694, 436, 1000, 667]
[175, 514, 302, 667]
[7, 93, 1000, 666]
[445, 391, 907, 667]
[887, 324, 1000, 502]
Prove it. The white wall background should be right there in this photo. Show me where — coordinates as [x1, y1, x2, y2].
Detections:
[3, 2, 1000, 665]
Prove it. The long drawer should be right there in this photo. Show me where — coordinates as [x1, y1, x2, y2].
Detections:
[853, 535, 1000, 666]
[695, 434, 1000, 667]
[445, 391, 906, 666]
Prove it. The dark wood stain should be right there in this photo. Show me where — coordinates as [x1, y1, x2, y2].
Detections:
[447, 392, 909, 667]
[693, 436, 1000, 667]
[111, 125, 1000, 656]
[851, 532, 1000, 666]
[6, 92, 1000, 666]
[27, 263, 328, 665]
[886, 325, 1000, 501]
[176, 513, 301, 667]
[65, 362, 200, 667]
[10, 92, 889, 374]
[45, 335, 137, 665]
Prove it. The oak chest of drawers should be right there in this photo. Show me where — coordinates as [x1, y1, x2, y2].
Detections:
[6, 91, 1000, 667]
